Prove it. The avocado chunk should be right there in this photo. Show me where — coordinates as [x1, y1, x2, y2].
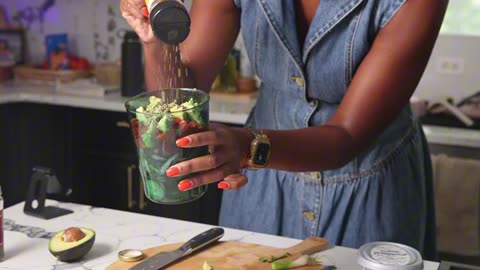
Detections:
[49, 227, 95, 262]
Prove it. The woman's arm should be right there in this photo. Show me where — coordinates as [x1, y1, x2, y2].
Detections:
[167, 0, 449, 190]
[142, 0, 240, 91]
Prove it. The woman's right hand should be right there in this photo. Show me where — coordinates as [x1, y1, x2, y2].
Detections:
[120, 0, 157, 44]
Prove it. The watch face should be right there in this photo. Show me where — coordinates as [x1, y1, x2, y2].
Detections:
[254, 142, 270, 166]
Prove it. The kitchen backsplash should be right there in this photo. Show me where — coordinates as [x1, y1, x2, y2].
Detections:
[0, 0, 254, 76]
[1, 0, 133, 64]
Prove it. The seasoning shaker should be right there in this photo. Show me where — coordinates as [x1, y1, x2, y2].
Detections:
[357, 242, 423, 270]
[145, 0, 191, 44]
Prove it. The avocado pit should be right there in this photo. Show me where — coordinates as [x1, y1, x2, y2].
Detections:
[61, 227, 86, 242]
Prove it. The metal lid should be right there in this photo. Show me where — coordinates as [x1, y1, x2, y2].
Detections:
[118, 249, 145, 262]
[357, 242, 423, 270]
[149, 1, 191, 44]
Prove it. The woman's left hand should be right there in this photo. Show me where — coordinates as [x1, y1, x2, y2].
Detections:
[165, 123, 252, 191]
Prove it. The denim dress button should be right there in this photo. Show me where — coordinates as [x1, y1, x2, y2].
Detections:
[291, 76, 304, 87]
[303, 211, 316, 221]
[310, 172, 322, 180]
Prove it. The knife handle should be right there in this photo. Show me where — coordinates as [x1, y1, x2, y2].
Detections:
[179, 227, 225, 255]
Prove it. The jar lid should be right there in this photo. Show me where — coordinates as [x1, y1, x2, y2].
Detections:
[357, 242, 423, 270]
[118, 249, 145, 262]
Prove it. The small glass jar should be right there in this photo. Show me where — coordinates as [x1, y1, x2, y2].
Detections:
[357, 242, 423, 270]
[145, 0, 191, 44]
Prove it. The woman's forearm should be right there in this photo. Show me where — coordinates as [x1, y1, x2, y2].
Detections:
[237, 126, 358, 172]
[143, 42, 195, 91]
[267, 126, 357, 171]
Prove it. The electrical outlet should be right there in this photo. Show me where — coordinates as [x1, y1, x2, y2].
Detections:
[435, 57, 465, 75]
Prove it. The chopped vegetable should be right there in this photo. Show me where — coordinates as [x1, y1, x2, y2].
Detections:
[141, 120, 156, 148]
[157, 114, 173, 133]
[135, 106, 149, 125]
[202, 261, 214, 270]
[259, 253, 292, 263]
[271, 255, 322, 270]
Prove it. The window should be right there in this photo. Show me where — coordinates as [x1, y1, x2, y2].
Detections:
[440, 0, 480, 36]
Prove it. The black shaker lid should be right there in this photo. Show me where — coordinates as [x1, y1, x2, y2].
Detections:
[150, 1, 191, 45]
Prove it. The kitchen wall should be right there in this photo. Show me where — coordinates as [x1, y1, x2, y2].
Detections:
[1, 0, 478, 101]
[0, 0, 254, 75]
[1, 0, 131, 64]
[414, 34, 480, 103]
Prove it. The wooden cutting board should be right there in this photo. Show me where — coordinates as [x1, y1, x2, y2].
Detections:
[107, 237, 329, 270]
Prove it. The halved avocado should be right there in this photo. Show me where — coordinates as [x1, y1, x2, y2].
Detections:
[48, 227, 95, 262]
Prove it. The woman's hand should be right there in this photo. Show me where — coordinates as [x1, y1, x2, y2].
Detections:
[165, 123, 253, 191]
[120, 0, 156, 43]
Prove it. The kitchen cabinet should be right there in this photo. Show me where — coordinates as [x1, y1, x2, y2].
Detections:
[72, 152, 134, 210]
[0, 104, 15, 206]
[69, 108, 223, 225]
[0, 103, 73, 207]
[69, 108, 139, 209]
[16, 104, 73, 193]
[0, 101, 223, 223]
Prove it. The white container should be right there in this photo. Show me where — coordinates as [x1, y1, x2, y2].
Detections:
[357, 242, 423, 270]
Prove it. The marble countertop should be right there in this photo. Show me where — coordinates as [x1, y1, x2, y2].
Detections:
[0, 200, 440, 270]
[1, 81, 479, 148]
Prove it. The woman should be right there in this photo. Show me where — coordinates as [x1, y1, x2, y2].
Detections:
[121, 0, 448, 259]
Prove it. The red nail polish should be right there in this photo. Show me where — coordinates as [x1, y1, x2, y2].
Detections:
[166, 167, 180, 177]
[176, 137, 191, 147]
[178, 180, 193, 191]
[218, 182, 230, 190]
[141, 7, 149, 17]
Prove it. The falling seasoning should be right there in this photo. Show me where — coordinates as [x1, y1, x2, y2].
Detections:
[156, 44, 190, 90]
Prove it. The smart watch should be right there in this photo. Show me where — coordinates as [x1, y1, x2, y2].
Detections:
[247, 129, 271, 168]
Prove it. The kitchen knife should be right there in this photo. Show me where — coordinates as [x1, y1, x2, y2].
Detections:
[129, 227, 225, 270]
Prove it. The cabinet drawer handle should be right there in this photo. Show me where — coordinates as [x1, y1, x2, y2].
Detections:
[139, 179, 147, 210]
[116, 121, 130, 128]
[127, 164, 137, 209]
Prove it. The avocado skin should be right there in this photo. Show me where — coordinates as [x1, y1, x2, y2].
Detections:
[49, 229, 95, 262]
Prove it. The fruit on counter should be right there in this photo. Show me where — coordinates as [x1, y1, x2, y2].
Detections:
[48, 227, 95, 262]
[39, 53, 91, 71]
[68, 54, 90, 70]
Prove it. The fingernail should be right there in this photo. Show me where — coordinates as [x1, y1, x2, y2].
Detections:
[166, 167, 180, 177]
[178, 180, 193, 191]
[141, 7, 149, 17]
[217, 182, 230, 190]
[176, 137, 191, 147]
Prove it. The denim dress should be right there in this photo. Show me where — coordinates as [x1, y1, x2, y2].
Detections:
[219, 0, 437, 260]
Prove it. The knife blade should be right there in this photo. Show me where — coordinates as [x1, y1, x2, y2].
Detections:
[129, 227, 225, 270]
